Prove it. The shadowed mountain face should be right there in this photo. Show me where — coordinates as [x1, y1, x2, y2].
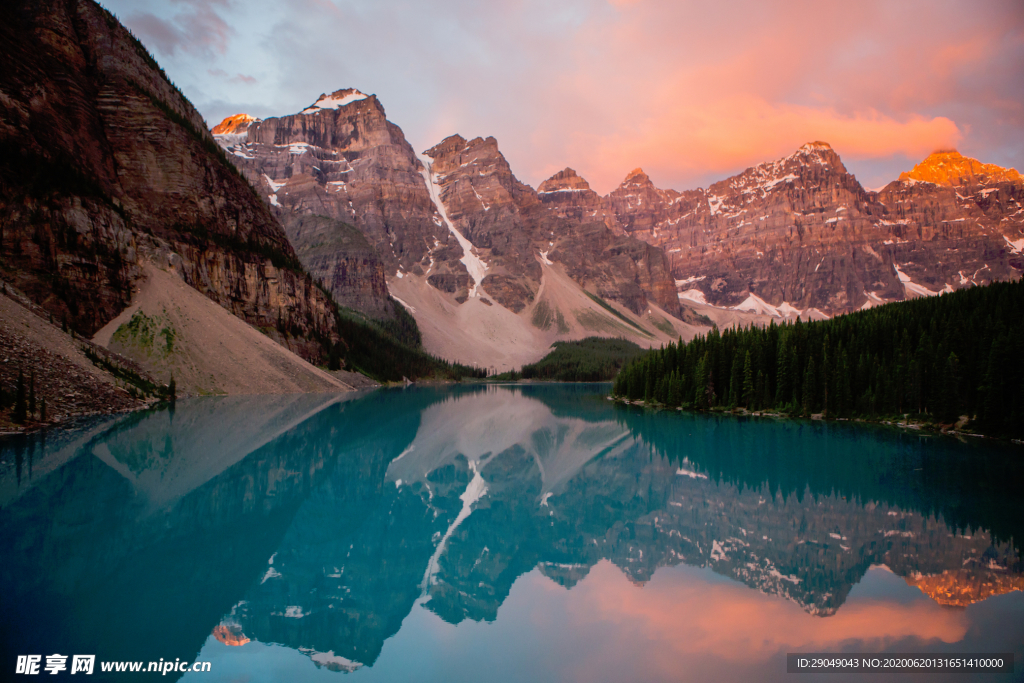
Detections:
[1, 387, 1021, 677]
[0, 0, 341, 362]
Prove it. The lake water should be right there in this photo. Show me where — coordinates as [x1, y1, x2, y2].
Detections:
[1, 384, 1022, 682]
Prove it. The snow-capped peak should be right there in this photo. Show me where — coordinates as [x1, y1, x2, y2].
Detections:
[301, 89, 369, 114]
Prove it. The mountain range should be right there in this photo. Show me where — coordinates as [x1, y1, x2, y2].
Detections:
[215, 90, 1023, 369]
[2, 0, 1022, 396]
[213, 90, 698, 371]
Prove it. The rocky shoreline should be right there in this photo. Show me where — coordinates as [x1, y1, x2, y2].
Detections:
[0, 287, 156, 435]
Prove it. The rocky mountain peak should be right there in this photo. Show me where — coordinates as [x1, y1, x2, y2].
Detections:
[212, 113, 257, 134]
[898, 149, 1023, 187]
[621, 167, 652, 187]
[424, 135, 520, 190]
[300, 88, 371, 114]
[706, 142, 851, 201]
[423, 134, 469, 162]
[538, 167, 592, 193]
[789, 140, 845, 170]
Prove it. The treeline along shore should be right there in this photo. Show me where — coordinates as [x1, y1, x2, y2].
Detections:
[612, 279, 1024, 438]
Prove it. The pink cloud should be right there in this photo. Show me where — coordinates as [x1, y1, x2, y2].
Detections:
[127, 1, 233, 58]
[555, 561, 968, 682]
[111, 0, 1023, 193]
[493, 0, 997, 192]
[561, 98, 961, 192]
[425, 0, 1017, 193]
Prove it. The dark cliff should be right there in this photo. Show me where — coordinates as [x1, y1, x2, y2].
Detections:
[0, 0, 342, 363]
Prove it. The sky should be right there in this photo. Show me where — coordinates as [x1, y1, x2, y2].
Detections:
[102, 0, 1024, 194]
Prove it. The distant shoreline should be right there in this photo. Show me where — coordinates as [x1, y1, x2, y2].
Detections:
[609, 396, 1024, 446]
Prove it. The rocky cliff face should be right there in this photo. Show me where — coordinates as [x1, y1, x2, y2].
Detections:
[215, 97, 681, 320]
[278, 214, 392, 318]
[606, 144, 1024, 316]
[231, 90, 448, 271]
[0, 0, 341, 363]
[421, 135, 682, 315]
[213, 91, 450, 320]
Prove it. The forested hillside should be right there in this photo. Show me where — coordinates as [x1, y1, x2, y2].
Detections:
[332, 307, 484, 382]
[612, 280, 1024, 437]
[495, 338, 642, 382]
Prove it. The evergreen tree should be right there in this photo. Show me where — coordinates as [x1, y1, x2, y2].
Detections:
[836, 348, 852, 417]
[775, 337, 791, 407]
[802, 356, 817, 414]
[789, 345, 801, 408]
[940, 352, 961, 422]
[729, 355, 743, 407]
[610, 279, 1024, 437]
[693, 353, 709, 410]
[741, 351, 755, 408]
[668, 372, 684, 407]
[821, 336, 830, 416]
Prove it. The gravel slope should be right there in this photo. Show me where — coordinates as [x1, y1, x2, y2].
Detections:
[93, 264, 353, 396]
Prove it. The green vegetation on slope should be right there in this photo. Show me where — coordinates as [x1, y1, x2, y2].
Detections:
[325, 303, 483, 382]
[612, 280, 1024, 437]
[494, 337, 643, 382]
[83, 346, 172, 400]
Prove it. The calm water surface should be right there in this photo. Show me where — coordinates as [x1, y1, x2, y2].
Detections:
[1, 384, 1022, 682]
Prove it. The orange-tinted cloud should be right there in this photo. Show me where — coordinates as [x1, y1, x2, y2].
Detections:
[556, 561, 968, 682]
[109, 0, 1024, 193]
[574, 564, 967, 656]
[504, 0, 1004, 192]
[558, 98, 961, 193]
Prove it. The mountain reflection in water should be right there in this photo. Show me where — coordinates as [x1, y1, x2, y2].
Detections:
[1, 384, 1021, 682]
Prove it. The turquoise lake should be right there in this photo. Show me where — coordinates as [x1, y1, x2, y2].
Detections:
[1, 384, 1022, 682]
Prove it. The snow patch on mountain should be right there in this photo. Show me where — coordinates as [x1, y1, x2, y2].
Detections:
[1004, 235, 1024, 254]
[678, 289, 708, 305]
[302, 90, 368, 114]
[420, 460, 488, 596]
[894, 263, 939, 298]
[300, 649, 363, 673]
[731, 293, 780, 316]
[418, 153, 489, 298]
